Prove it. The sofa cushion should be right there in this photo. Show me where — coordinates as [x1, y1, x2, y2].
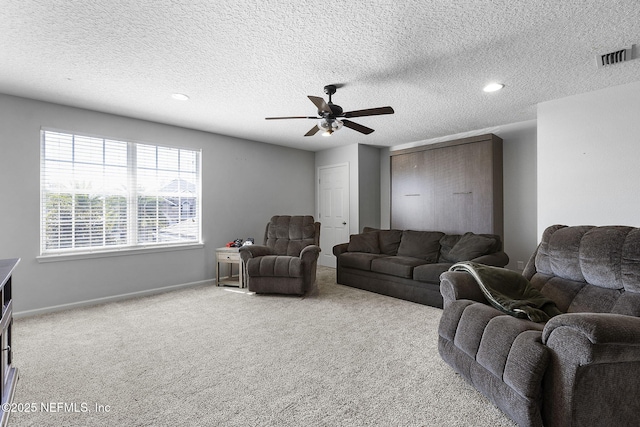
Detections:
[246, 255, 303, 277]
[447, 232, 497, 262]
[475, 317, 547, 400]
[266, 215, 317, 256]
[396, 230, 444, 261]
[413, 263, 454, 283]
[363, 227, 403, 255]
[339, 252, 387, 271]
[531, 225, 640, 313]
[371, 256, 429, 279]
[347, 231, 380, 254]
[541, 225, 640, 291]
[378, 229, 403, 255]
[438, 234, 461, 262]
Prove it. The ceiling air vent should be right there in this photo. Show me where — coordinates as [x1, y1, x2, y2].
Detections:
[596, 45, 634, 68]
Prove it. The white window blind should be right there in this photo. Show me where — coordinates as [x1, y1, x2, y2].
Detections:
[40, 130, 201, 255]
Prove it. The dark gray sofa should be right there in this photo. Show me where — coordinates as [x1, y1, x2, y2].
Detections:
[333, 227, 509, 308]
[438, 224, 640, 426]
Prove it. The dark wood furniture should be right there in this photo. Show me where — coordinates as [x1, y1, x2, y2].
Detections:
[391, 133, 503, 237]
[0, 258, 18, 427]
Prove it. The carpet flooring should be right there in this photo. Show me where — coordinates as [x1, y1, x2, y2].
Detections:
[9, 266, 515, 426]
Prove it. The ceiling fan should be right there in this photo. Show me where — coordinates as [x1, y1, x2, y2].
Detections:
[265, 85, 394, 137]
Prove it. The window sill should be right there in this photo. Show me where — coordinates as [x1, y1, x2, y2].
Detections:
[37, 242, 205, 263]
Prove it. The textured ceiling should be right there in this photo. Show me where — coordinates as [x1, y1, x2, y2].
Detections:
[1, 0, 639, 151]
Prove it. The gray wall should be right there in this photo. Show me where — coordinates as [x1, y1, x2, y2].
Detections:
[357, 145, 381, 231]
[537, 80, 640, 234]
[0, 94, 315, 315]
[380, 147, 391, 227]
[500, 122, 538, 270]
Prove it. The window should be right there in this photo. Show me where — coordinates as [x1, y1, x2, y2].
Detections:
[40, 130, 201, 256]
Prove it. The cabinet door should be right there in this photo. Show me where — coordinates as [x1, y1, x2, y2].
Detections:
[430, 140, 494, 234]
[391, 151, 426, 230]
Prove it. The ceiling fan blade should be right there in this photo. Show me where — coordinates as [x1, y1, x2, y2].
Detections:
[308, 96, 332, 114]
[342, 119, 375, 135]
[304, 125, 320, 137]
[265, 116, 317, 120]
[343, 106, 394, 118]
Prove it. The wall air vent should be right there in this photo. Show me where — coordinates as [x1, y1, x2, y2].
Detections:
[596, 45, 634, 68]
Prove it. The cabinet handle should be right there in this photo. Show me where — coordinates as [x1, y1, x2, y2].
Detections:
[404, 193, 420, 196]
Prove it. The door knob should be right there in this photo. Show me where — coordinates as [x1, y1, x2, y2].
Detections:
[342, 221, 347, 225]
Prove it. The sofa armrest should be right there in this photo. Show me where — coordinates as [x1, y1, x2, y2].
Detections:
[238, 245, 273, 262]
[300, 245, 321, 263]
[439, 270, 487, 308]
[542, 313, 640, 363]
[540, 312, 640, 426]
[333, 242, 349, 257]
[471, 251, 510, 267]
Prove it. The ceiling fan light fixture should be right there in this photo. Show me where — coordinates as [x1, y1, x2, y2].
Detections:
[483, 83, 504, 93]
[318, 118, 343, 135]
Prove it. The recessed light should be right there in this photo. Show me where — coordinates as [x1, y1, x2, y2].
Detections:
[483, 83, 504, 93]
[171, 93, 190, 101]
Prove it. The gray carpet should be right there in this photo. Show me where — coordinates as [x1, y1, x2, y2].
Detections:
[9, 266, 515, 426]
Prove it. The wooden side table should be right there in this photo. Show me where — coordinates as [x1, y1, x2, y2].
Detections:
[215, 247, 244, 288]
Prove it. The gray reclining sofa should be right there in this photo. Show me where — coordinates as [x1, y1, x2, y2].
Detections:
[438, 224, 640, 426]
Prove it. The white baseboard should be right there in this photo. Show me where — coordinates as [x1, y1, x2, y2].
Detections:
[14, 279, 216, 319]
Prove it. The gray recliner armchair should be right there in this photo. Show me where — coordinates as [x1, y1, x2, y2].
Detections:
[438, 225, 640, 427]
[239, 215, 321, 295]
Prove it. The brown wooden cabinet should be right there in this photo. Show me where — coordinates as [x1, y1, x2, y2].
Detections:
[391, 134, 503, 237]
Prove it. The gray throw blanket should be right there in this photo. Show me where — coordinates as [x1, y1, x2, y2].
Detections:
[450, 261, 562, 323]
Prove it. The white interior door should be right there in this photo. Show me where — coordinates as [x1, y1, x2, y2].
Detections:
[318, 163, 350, 268]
